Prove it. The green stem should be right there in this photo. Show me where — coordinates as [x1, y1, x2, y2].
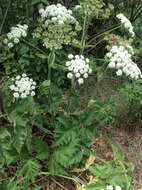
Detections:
[88, 24, 121, 45]
[22, 39, 47, 55]
[39, 172, 80, 185]
[71, 76, 75, 89]
[80, 12, 87, 54]
[47, 48, 55, 115]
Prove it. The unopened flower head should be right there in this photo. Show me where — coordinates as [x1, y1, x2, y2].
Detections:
[10, 74, 36, 99]
[3, 24, 28, 48]
[116, 13, 135, 37]
[106, 45, 141, 79]
[66, 54, 92, 85]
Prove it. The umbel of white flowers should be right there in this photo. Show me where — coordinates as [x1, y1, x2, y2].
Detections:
[3, 24, 28, 48]
[39, 3, 78, 25]
[66, 54, 92, 85]
[10, 74, 36, 99]
[116, 13, 135, 37]
[106, 45, 142, 79]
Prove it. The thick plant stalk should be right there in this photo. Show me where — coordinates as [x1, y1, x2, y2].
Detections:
[80, 12, 87, 54]
[47, 49, 55, 114]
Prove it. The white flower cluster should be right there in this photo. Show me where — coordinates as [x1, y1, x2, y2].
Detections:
[39, 3, 77, 25]
[106, 45, 142, 79]
[74, 5, 82, 10]
[101, 185, 121, 190]
[66, 54, 92, 85]
[116, 13, 135, 37]
[3, 24, 28, 48]
[10, 74, 36, 99]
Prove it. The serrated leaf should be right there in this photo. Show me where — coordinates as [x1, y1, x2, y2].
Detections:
[13, 126, 27, 153]
[48, 156, 66, 175]
[16, 159, 40, 182]
[33, 137, 49, 160]
[0, 128, 11, 140]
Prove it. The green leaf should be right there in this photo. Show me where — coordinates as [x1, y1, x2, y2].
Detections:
[13, 126, 27, 153]
[0, 127, 11, 140]
[33, 137, 49, 160]
[31, 0, 41, 5]
[32, 186, 41, 190]
[48, 156, 66, 175]
[51, 63, 67, 71]
[36, 53, 48, 59]
[89, 164, 114, 179]
[111, 144, 124, 161]
[16, 159, 41, 182]
[83, 110, 96, 126]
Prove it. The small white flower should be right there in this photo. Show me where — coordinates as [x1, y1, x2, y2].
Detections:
[83, 73, 88, 78]
[31, 91, 35, 96]
[107, 185, 113, 190]
[75, 72, 80, 78]
[75, 55, 80, 59]
[10, 85, 15, 90]
[115, 185, 121, 190]
[106, 52, 112, 58]
[14, 38, 19, 44]
[51, 17, 57, 22]
[13, 92, 19, 98]
[14, 87, 19, 91]
[66, 61, 71, 66]
[108, 62, 115, 68]
[78, 78, 84, 85]
[16, 76, 21, 80]
[22, 73, 27, 77]
[31, 86, 35, 90]
[3, 38, 8, 44]
[80, 69, 85, 74]
[8, 43, 14, 48]
[39, 8, 44, 14]
[67, 72, 73, 79]
[86, 58, 89, 63]
[58, 20, 64, 25]
[88, 68, 92, 74]
[21, 93, 27, 98]
[74, 5, 82, 10]
[68, 54, 74, 59]
[116, 69, 122, 76]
